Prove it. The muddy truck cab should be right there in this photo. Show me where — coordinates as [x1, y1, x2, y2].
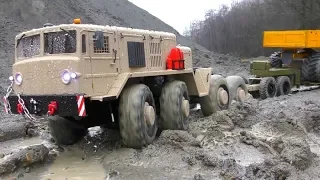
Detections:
[3, 19, 248, 148]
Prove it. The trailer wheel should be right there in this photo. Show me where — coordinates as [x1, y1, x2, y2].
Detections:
[309, 52, 320, 82]
[226, 75, 248, 102]
[48, 116, 87, 145]
[269, 51, 282, 68]
[259, 77, 277, 100]
[119, 84, 158, 149]
[160, 80, 190, 130]
[276, 76, 291, 96]
[199, 75, 230, 116]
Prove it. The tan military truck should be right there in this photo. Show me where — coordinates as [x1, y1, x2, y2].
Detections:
[3, 19, 248, 148]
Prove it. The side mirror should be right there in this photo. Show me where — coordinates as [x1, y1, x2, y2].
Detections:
[94, 31, 105, 49]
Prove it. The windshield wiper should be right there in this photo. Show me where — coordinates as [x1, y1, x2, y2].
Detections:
[60, 27, 75, 40]
[60, 28, 70, 35]
[16, 34, 26, 48]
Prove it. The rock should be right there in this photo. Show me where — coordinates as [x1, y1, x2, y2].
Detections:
[280, 137, 312, 170]
[25, 167, 30, 173]
[0, 144, 49, 174]
[0, 121, 27, 142]
[0, 153, 4, 158]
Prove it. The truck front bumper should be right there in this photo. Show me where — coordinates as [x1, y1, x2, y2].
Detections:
[4, 94, 87, 117]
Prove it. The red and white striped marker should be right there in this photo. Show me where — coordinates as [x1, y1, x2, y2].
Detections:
[76, 95, 86, 116]
[3, 97, 8, 114]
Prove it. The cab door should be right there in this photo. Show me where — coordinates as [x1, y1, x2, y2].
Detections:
[80, 31, 94, 95]
[87, 30, 120, 95]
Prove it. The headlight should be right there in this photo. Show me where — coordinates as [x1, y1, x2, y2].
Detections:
[14, 73, 23, 85]
[70, 72, 77, 79]
[61, 70, 72, 84]
[61, 69, 79, 84]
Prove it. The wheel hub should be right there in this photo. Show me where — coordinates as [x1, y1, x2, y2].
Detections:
[218, 87, 228, 105]
[237, 87, 246, 101]
[144, 102, 155, 127]
[182, 97, 190, 117]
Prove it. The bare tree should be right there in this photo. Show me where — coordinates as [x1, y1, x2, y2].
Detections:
[185, 0, 320, 58]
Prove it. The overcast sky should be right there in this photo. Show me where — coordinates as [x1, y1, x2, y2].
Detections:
[128, 0, 234, 34]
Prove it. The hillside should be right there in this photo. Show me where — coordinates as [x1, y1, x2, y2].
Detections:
[0, 0, 249, 94]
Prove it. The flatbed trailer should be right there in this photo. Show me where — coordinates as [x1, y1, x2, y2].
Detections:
[246, 60, 320, 99]
[246, 29, 320, 99]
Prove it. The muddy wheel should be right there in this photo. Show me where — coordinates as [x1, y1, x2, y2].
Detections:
[301, 50, 320, 81]
[119, 84, 158, 149]
[259, 77, 277, 100]
[48, 116, 87, 145]
[199, 75, 230, 116]
[226, 75, 248, 102]
[276, 76, 291, 96]
[160, 80, 190, 130]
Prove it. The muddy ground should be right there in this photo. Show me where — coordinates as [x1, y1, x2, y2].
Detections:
[0, 89, 320, 180]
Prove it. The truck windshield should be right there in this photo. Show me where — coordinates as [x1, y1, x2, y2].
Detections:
[44, 30, 77, 54]
[16, 34, 41, 58]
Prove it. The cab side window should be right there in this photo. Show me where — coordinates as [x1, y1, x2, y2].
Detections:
[93, 35, 110, 53]
[82, 34, 86, 54]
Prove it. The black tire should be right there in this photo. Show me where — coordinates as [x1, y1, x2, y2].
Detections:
[301, 50, 320, 82]
[119, 84, 158, 149]
[226, 75, 248, 102]
[160, 80, 190, 130]
[259, 77, 277, 100]
[48, 116, 87, 145]
[276, 76, 291, 96]
[268, 51, 282, 68]
[199, 75, 230, 116]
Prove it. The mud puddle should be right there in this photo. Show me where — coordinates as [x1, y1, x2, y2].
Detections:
[40, 147, 106, 180]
